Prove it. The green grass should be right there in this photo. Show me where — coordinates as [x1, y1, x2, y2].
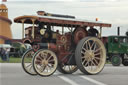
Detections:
[0, 57, 21, 63]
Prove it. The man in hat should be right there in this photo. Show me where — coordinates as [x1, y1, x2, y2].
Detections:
[88, 26, 99, 37]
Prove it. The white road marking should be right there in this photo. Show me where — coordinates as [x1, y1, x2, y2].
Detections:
[80, 76, 107, 85]
[58, 76, 79, 85]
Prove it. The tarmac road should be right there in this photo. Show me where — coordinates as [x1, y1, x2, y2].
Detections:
[0, 63, 128, 85]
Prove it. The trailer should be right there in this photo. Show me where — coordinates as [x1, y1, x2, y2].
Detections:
[14, 11, 111, 76]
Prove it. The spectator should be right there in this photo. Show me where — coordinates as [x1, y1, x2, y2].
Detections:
[1, 48, 6, 61]
[5, 48, 10, 62]
[0, 48, 2, 59]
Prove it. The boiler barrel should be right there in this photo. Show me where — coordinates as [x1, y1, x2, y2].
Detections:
[38, 43, 57, 52]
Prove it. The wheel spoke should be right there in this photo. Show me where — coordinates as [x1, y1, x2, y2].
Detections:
[94, 47, 101, 53]
[40, 65, 45, 72]
[82, 56, 85, 59]
[95, 57, 101, 60]
[84, 60, 90, 67]
[47, 56, 52, 61]
[46, 65, 51, 71]
[82, 47, 87, 52]
[90, 41, 96, 50]
[36, 55, 43, 60]
[35, 59, 42, 64]
[29, 65, 32, 72]
[39, 53, 46, 59]
[26, 63, 32, 68]
[93, 43, 97, 51]
[91, 59, 96, 66]
[82, 58, 86, 65]
[94, 52, 101, 56]
[46, 66, 49, 72]
[87, 41, 91, 50]
[48, 59, 55, 63]
[86, 42, 89, 50]
[93, 58, 99, 65]
[47, 64, 52, 68]
[81, 51, 85, 55]
[49, 62, 55, 66]
[90, 61, 93, 71]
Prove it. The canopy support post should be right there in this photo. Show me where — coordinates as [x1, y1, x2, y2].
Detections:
[99, 27, 102, 38]
[62, 26, 64, 35]
[32, 19, 35, 39]
[21, 19, 25, 39]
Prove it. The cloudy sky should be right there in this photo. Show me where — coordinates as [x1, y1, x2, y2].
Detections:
[1, 0, 128, 39]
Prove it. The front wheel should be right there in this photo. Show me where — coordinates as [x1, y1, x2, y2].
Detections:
[111, 55, 122, 66]
[33, 49, 58, 77]
[22, 49, 37, 75]
[75, 37, 106, 75]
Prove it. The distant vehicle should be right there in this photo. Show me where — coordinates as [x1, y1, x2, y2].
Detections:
[0, 44, 12, 48]
[104, 36, 128, 66]
[10, 42, 27, 57]
[0, 42, 27, 57]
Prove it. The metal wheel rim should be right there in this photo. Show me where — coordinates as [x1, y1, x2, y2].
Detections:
[80, 38, 106, 74]
[22, 49, 36, 75]
[33, 49, 58, 76]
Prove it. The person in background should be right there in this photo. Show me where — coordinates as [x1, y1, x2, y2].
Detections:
[5, 48, 10, 62]
[0, 48, 2, 60]
[88, 26, 99, 37]
[1, 48, 6, 61]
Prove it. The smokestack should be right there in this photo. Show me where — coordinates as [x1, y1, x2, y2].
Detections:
[117, 27, 120, 36]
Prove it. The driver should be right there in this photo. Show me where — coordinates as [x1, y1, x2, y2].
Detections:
[39, 24, 52, 43]
[88, 26, 99, 37]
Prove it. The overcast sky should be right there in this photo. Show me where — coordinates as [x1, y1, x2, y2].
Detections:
[1, 0, 128, 39]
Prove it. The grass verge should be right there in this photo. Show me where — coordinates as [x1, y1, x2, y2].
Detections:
[0, 57, 21, 63]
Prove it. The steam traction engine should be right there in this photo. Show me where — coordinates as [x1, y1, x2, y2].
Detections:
[14, 11, 111, 76]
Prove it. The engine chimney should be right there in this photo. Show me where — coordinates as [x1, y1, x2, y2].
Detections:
[117, 27, 120, 36]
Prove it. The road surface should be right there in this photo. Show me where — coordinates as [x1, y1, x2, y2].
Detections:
[0, 63, 128, 85]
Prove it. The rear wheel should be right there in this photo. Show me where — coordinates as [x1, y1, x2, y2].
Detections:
[122, 60, 128, 66]
[57, 54, 78, 74]
[33, 49, 58, 77]
[22, 49, 37, 75]
[111, 55, 122, 66]
[75, 37, 106, 75]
